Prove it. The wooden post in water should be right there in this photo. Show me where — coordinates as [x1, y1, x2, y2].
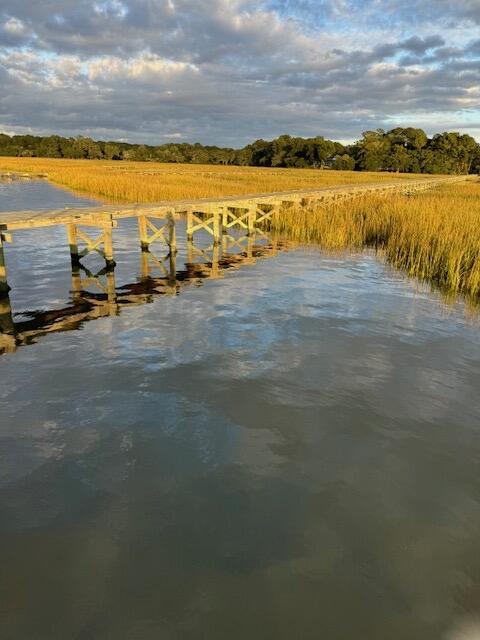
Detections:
[140, 250, 150, 281]
[0, 230, 12, 297]
[210, 242, 220, 278]
[187, 209, 194, 241]
[67, 215, 116, 269]
[167, 251, 177, 288]
[187, 237, 195, 264]
[221, 207, 228, 234]
[246, 234, 255, 263]
[0, 294, 14, 335]
[247, 206, 256, 236]
[138, 211, 176, 254]
[67, 223, 80, 266]
[167, 211, 177, 254]
[138, 215, 149, 252]
[103, 219, 115, 270]
[212, 209, 221, 245]
[0, 294, 15, 353]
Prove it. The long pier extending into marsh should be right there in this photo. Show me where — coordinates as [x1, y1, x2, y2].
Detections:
[0, 174, 467, 297]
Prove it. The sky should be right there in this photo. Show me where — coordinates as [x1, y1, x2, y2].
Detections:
[0, 0, 479, 147]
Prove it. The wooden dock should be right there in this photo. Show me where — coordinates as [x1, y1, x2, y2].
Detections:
[0, 174, 467, 297]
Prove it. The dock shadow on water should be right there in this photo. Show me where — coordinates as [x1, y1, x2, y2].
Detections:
[1, 180, 480, 640]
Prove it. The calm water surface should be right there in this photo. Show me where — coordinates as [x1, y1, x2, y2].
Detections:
[1, 180, 480, 640]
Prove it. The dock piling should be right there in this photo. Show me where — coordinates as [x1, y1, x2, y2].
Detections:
[137, 210, 176, 253]
[138, 215, 149, 251]
[186, 207, 222, 244]
[0, 229, 12, 297]
[0, 294, 15, 353]
[167, 211, 177, 254]
[103, 220, 115, 270]
[247, 207, 256, 236]
[212, 209, 221, 245]
[66, 214, 117, 269]
[67, 223, 80, 266]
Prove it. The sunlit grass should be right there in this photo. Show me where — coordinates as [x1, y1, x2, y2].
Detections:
[1, 157, 477, 301]
[0, 157, 433, 203]
[266, 181, 480, 299]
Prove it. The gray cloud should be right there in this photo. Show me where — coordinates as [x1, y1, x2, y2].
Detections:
[0, 0, 479, 145]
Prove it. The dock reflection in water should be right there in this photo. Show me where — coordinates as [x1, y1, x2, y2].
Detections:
[0, 231, 281, 355]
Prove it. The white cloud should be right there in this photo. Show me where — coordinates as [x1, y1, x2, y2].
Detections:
[86, 54, 197, 82]
[0, 0, 479, 144]
[3, 17, 25, 35]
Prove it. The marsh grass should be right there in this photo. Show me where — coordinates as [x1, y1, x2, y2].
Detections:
[0, 157, 432, 203]
[1, 157, 478, 302]
[266, 181, 480, 300]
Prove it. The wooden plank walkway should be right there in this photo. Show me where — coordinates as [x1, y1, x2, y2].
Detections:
[0, 175, 464, 230]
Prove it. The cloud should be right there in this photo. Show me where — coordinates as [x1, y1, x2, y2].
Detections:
[0, 0, 479, 145]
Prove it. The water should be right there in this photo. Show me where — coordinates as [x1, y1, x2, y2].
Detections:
[1, 180, 480, 640]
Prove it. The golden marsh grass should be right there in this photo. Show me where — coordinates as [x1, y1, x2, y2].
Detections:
[0, 157, 432, 203]
[267, 181, 480, 299]
[0, 157, 477, 301]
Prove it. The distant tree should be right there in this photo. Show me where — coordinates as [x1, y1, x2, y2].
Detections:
[388, 145, 411, 172]
[356, 130, 391, 171]
[103, 142, 123, 160]
[71, 136, 102, 160]
[245, 139, 274, 166]
[38, 135, 64, 158]
[471, 148, 480, 174]
[428, 132, 478, 174]
[333, 154, 355, 171]
[0, 129, 478, 173]
[387, 127, 428, 151]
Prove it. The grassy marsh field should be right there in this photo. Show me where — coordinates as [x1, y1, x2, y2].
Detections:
[267, 181, 480, 300]
[0, 157, 478, 301]
[0, 157, 432, 203]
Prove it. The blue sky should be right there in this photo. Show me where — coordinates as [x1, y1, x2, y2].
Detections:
[0, 0, 479, 146]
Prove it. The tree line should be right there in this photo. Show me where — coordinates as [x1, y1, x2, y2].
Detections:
[0, 128, 479, 174]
